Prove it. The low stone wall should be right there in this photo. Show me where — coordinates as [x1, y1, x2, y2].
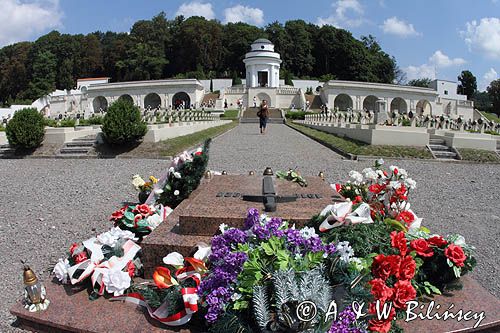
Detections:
[298, 121, 429, 146]
[430, 130, 498, 151]
[44, 126, 101, 144]
[0, 132, 7, 145]
[143, 120, 232, 143]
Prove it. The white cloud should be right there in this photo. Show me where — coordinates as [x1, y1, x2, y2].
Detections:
[404, 50, 467, 81]
[481, 68, 498, 91]
[429, 50, 466, 67]
[405, 64, 436, 81]
[0, 0, 63, 47]
[317, 0, 364, 28]
[175, 1, 215, 20]
[381, 17, 420, 38]
[461, 17, 500, 59]
[223, 5, 264, 26]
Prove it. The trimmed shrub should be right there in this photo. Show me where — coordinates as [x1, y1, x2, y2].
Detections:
[285, 111, 307, 120]
[43, 118, 58, 127]
[6, 108, 45, 149]
[101, 99, 147, 145]
[59, 118, 76, 127]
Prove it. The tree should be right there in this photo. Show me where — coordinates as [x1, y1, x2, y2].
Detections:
[472, 91, 492, 112]
[5, 108, 45, 149]
[487, 79, 500, 115]
[25, 50, 57, 100]
[408, 78, 432, 88]
[457, 70, 477, 100]
[101, 99, 147, 145]
[284, 20, 315, 77]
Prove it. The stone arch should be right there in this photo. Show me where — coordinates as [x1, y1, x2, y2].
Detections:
[118, 94, 134, 105]
[363, 95, 378, 112]
[172, 92, 191, 109]
[390, 97, 407, 114]
[334, 94, 353, 111]
[256, 92, 272, 107]
[92, 96, 108, 113]
[416, 99, 432, 116]
[144, 93, 161, 109]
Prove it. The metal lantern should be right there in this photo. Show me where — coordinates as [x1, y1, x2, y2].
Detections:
[263, 167, 274, 176]
[204, 170, 212, 179]
[318, 171, 325, 180]
[23, 264, 49, 312]
[249, 170, 255, 176]
[222, 170, 228, 175]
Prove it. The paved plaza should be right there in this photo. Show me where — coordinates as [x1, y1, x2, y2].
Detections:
[1, 123, 499, 331]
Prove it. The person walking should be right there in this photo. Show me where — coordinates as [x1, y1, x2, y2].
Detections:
[257, 100, 269, 134]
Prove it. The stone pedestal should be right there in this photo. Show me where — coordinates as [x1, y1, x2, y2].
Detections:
[374, 111, 389, 125]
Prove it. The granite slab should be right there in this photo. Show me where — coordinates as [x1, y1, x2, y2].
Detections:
[10, 276, 499, 333]
[176, 175, 343, 236]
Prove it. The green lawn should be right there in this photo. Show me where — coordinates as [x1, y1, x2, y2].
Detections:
[480, 112, 500, 123]
[159, 120, 238, 156]
[288, 121, 434, 159]
[220, 109, 240, 120]
[457, 148, 500, 162]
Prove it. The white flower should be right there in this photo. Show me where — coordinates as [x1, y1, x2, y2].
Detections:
[147, 214, 163, 230]
[300, 226, 318, 240]
[219, 223, 229, 234]
[132, 175, 145, 190]
[168, 167, 175, 174]
[348, 171, 363, 185]
[349, 257, 364, 272]
[154, 188, 164, 195]
[102, 269, 131, 297]
[337, 241, 355, 263]
[96, 231, 117, 247]
[109, 226, 137, 241]
[163, 252, 185, 267]
[376, 158, 385, 166]
[231, 293, 242, 302]
[174, 190, 180, 196]
[173, 172, 182, 179]
[179, 151, 193, 163]
[398, 168, 408, 179]
[194, 242, 212, 261]
[387, 181, 402, 190]
[405, 178, 417, 190]
[376, 170, 387, 179]
[453, 235, 466, 246]
[53, 259, 70, 284]
[362, 168, 378, 181]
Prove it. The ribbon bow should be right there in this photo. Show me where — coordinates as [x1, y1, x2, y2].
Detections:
[319, 202, 373, 232]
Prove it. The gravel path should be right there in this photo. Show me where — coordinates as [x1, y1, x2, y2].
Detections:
[1, 123, 499, 331]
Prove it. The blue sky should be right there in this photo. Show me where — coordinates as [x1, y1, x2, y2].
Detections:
[1, 0, 499, 90]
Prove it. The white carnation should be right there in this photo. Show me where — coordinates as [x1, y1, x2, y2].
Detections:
[300, 226, 318, 240]
[405, 178, 417, 190]
[53, 259, 70, 284]
[362, 168, 378, 181]
[132, 175, 145, 190]
[348, 171, 363, 185]
[102, 269, 131, 296]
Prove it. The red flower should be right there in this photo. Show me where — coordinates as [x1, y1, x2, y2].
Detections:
[368, 302, 396, 333]
[369, 278, 393, 303]
[195, 151, 202, 156]
[394, 184, 407, 200]
[372, 254, 401, 280]
[393, 168, 399, 175]
[390, 231, 408, 256]
[369, 183, 386, 194]
[134, 214, 143, 223]
[126, 261, 135, 277]
[410, 239, 434, 257]
[153, 267, 177, 289]
[74, 251, 88, 264]
[353, 195, 363, 204]
[69, 243, 79, 256]
[396, 211, 415, 226]
[428, 235, 448, 248]
[134, 204, 151, 216]
[398, 256, 416, 280]
[392, 279, 416, 309]
[445, 244, 466, 267]
[109, 210, 124, 221]
[120, 205, 128, 213]
[334, 184, 342, 193]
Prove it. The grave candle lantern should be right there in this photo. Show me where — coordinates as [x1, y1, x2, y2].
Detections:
[22, 264, 49, 312]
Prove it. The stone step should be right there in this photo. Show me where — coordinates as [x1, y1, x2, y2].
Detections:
[433, 151, 458, 159]
[428, 144, 452, 151]
[239, 118, 285, 124]
[429, 138, 445, 145]
[59, 147, 90, 155]
[65, 141, 94, 147]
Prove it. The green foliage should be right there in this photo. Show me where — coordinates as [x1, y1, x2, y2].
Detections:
[5, 108, 45, 149]
[285, 111, 307, 120]
[457, 148, 500, 162]
[220, 109, 239, 119]
[157, 140, 210, 209]
[78, 115, 103, 126]
[43, 118, 58, 127]
[101, 99, 147, 145]
[474, 92, 493, 113]
[58, 118, 76, 127]
[487, 79, 500, 115]
[276, 169, 308, 187]
[408, 78, 432, 88]
[457, 70, 477, 100]
[0, 125, 5, 132]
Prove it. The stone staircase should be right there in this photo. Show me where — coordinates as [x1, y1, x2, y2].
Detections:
[240, 107, 285, 124]
[58, 135, 97, 158]
[0, 144, 16, 158]
[428, 135, 459, 160]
